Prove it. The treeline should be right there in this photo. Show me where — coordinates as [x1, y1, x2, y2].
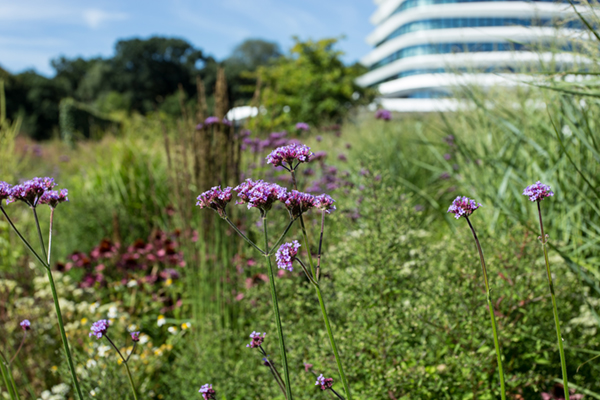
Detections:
[0, 36, 281, 140]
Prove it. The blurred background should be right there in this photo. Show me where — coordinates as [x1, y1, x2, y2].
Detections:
[2, 0, 600, 399]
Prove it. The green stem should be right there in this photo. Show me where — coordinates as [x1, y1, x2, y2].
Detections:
[263, 216, 293, 400]
[298, 222, 352, 400]
[46, 269, 85, 400]
[0, 207, 47, 268]
[537, 202, 569, 400]
[224, 216, 265, 255]
[465, 217, 506, 400]
[105, 335, 139, 400]
[0, 354, 16, 400]
[31, 207, 47, 262]
[38, 208, 84, 400]
[268, 219, 296, 255]
[124, 362, 139, 400]
[9, 333, 26, 365]
[6, 364, 21, 400]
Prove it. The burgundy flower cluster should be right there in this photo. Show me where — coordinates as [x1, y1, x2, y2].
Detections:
[60, 231, 185, 288]
[266, 143, 313, 169]
[275, 241, 301, 271]
[315, 374, 334, 390]
[523, 181, 554, 202]
[447, 196, 481, 219]
[196, 186, 232, 218]
[199, 384, 216, 400]
[375, 109, 392, 121]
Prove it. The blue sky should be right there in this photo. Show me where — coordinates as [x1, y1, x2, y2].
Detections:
[0, 0, 376, 77]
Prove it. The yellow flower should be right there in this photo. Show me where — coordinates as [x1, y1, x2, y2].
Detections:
[181, 322, 191, 330]
[51, 365, 58, 372]
[165, 278, 173, 286]
[157, 315, 166, 327]
[80, 318, 88, 325]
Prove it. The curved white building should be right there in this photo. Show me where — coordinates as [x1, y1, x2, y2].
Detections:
[358, 0, 585, 111]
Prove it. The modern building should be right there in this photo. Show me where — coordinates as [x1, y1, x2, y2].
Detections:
[357, 0, 584, 111]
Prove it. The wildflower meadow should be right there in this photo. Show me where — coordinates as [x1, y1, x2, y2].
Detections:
[2, 9, 600, 400]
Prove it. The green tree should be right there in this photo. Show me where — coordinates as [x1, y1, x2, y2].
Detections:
[250, 37, 375, 131]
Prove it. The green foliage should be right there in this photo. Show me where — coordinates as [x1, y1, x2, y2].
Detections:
[250, 37, 376, 131]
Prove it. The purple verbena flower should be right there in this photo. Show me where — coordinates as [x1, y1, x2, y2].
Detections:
[523, 181, 554, 202]
[275, 241, 301, 271]
[39, 189, 69, 208]
[234, 179, 284, 212]
[89, 319, 110, 339]
[199, 384, 216, 400]
[447, 196, 481, 219]
[222, 118, 232, 127]
[315, 374, 334, 390]
[130, 331, 140, 342]
[311, 151, 327, 162]
[295, 122, 309, 131]
[246, 331, 265, 348]
[195, 123, 203, 130]
[0, 182, 11, 203]
[266, 144, 313, 169]
[204, 116, 220, 125]
[314, 194, 336, 214]
[196, 186, 233, 218]
[8, 177, 56, 206]
[278, 190, 315, 219]
[20, 319, 31, 331]
[375, 109, 392, 121]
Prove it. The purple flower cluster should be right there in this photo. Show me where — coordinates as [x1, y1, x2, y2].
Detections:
[199, 384, 216, 400]
[38, 189, 69, 208]
[315, 374, 334, 390]
[375, 109, 392, 121]
[523, 181, 554, 202]
[20, 319, 31, 331]
[447, 196, 481, 219]
[5, 177, 58, 206]
[295, 122, 310, 131]
[89, 319, 110, 339]
[196, 186, 232, 218]
[279, 190, 315, 218]
[0, 182, 11, 202]
[246, 331, 265, 348]
[234, 179, 285, 212]
[266, 144, 313, 169]
[275, 241, 301, 271]
[130, 331, 140, 342]
[314, 194, 336, 214]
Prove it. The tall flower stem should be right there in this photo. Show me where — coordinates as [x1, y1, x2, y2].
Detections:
[537, 202, 569, 400]
[224, 216, 265, 255]
[0, 207, 46, 266]
[259, 346, 286, 397]
[465, 217, 506, 400]
[34, 209, 84, 400]
[291, 169, 351, 400]
[262, 215, 293, 400]
[105, 335, 139, 400]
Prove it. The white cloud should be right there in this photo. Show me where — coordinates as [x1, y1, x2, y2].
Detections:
[82, 9, 128, 29]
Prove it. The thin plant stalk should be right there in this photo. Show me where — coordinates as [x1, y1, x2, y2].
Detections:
[465, 216, 506, 400]
[262, 215, 293, 400]
[537, 201, 569, 400]
[34, 209, 85, 400]
[0, 207, 46, 266]
[105, 335, 139, 400]
[290, 169, 352, 400]
[9, 333, 26, 365]
[0, 354, 16, 400]
[259, 346, 286, 397]
[224, 216, 265, 254]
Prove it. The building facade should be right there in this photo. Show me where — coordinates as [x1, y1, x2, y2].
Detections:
[357, 0, 582, 111]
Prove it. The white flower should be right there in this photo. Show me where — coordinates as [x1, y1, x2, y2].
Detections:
[139, 334, 150, 344]
[51, 383, 70, 395]
[128, 324, 138, 331]
[157, 315, 166, 327]
[168, 326, 178, 335]
[89, 302, 100, 313]
[97, 345, 111, 358]
[107, 306, 118, 319]
[127, 280, 138, 288]
[86, 359, 97, 369]
[41, 390, 52, 400]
